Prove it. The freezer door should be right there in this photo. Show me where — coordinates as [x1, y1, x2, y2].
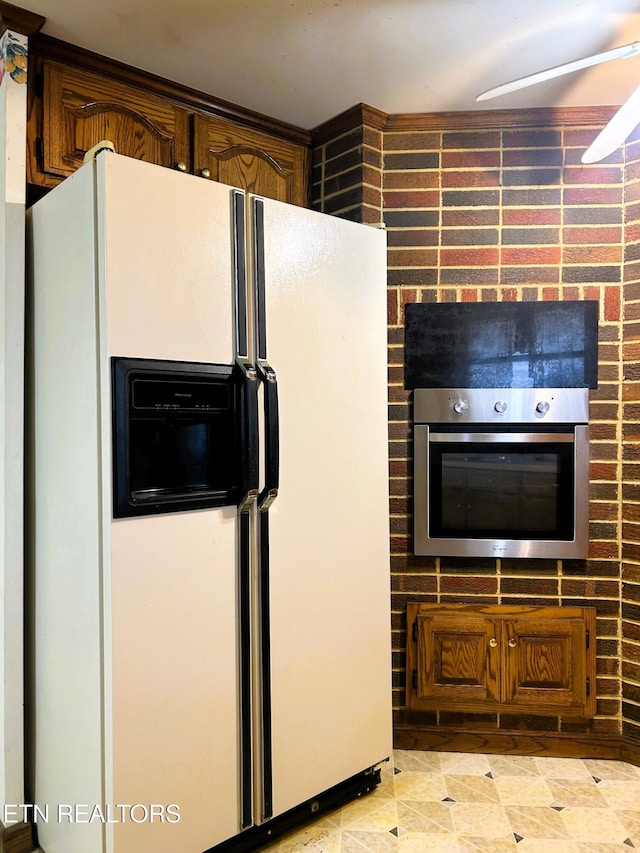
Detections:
[99, 157, 251, 851]
[29, 154, 256, 853]
[251, 197, 392, 821]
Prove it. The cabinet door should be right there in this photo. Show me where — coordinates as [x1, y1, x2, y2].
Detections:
[407, 604, 500, 710]
[30, 60, 191, 186]
[193, 114, 310, 206]
[406, 603, 596, 718]
[503, 611, 596, 716]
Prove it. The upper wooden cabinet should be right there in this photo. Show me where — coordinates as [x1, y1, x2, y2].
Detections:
[193, 115, 309, 208]
[27, 60, 191, 188]
[27, 44, 311, 206]
[407, 603, 597, 718]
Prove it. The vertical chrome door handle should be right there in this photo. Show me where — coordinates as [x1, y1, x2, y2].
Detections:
[232, 190, 258, 511]
[251, 195, 277, 820]
[231, 189, 256, 829]
[252, 196, 280, 512]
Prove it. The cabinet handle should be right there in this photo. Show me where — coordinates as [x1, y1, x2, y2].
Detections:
[200, 168, 211, 179]
[508, 638, 517, 648]
[489, 638, 497, 647]
[176, 161, 187, 172]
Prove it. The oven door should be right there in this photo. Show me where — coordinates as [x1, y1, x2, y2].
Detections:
[414, 425, 589, 559]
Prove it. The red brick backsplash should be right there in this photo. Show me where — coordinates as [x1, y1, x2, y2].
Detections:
[624, 134, 640, 744]
[311, 107, 640, 741]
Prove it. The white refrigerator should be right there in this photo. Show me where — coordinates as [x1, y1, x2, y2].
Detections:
[27, 151, 392, 853]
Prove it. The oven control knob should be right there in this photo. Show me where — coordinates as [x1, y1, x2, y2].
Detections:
[494, 400, 508, 414]
[453, 399, 468, 414]
[536, 400, 550, 415]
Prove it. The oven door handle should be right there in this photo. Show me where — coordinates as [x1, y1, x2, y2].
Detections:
[429, 432, 576, 443]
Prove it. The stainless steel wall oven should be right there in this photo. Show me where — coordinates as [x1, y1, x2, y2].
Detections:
[413, 388, 590, 559]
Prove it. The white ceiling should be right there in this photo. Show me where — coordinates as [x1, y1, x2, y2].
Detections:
[13, 0, 640, 130]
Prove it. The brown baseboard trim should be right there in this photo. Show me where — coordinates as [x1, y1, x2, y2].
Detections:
[0, 820, 35, 853]
[394, 725, 629, 763]
[621, 738, 640, 767]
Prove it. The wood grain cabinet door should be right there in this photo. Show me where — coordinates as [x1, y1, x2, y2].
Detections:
[502, 610, 596, 716]
[33, 60, 191, 184]
[407, 604, 500, 711]
[406, 603, 596, 717]
[193, 114, 310, 206]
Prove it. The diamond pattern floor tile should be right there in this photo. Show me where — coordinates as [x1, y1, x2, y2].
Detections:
[259, 751, 640, 851]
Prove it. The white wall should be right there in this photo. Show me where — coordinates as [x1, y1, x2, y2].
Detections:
[0, 26, 27, 809]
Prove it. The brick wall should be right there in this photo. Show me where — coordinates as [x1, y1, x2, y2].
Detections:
[312, 104, 384, 225]
[312, 105, 638, 742]
[623, 131, 640, 743]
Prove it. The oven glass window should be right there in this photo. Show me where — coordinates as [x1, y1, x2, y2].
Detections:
[429, 440, 574, 540]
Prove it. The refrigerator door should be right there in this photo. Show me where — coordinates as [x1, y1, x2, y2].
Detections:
[251, 197, 392, 821]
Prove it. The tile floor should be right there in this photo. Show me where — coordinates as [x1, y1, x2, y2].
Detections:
[262, 750, 640, 851]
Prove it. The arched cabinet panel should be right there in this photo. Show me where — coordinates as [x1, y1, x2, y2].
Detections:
[29, 59, 190, 185]
[193, 114, 310, 206]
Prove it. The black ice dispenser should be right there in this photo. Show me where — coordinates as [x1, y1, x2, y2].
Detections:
[111, 356, 256, 517]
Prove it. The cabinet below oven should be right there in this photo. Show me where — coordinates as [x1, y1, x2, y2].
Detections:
[406, 603, 597, 718]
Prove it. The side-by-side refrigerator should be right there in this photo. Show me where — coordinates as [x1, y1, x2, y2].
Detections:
[26, 151, 392, 853]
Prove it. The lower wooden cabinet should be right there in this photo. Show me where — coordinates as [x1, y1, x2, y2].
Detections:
[406, 603, 597, 717]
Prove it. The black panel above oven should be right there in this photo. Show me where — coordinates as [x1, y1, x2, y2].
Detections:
[404, 300, 599, 390]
